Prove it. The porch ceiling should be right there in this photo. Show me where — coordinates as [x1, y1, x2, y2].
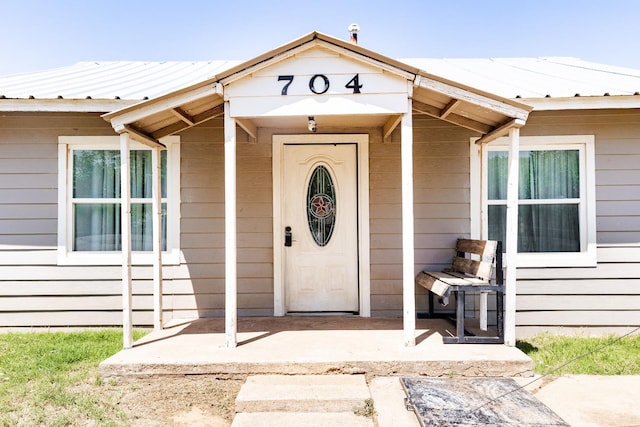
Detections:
[102, 32, 531, 145]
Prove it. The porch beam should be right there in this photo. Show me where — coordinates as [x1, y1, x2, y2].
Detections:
[224, 101, 238, 348]
[401, 101, 416, 347]
[152, 145, 163, 331]
[440, 99, 461, 119]
[475, 118, 526, 145]
[504, 127, 520, 346]
[412, 100, 493, 134]
[171, 107, 195, 126]
[235, 118, 258, 142]
[105, 82, 223, 132]
[120, 133, 133, 349]
[151, 104, 224, 140]
[383, 114, 402, 143]
[123, 125, 165, 149]
[415, 75, 530, 121]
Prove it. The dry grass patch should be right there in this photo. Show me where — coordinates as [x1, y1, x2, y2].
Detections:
[0, 330, 243, 426]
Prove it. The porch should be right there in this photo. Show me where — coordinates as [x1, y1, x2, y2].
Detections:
[99, 317, 533, 378]
[101, 32, 532, 352]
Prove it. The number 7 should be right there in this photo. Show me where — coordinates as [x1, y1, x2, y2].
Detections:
[278, 75, 294, 95]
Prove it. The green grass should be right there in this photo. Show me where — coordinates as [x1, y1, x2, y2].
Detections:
[517, 332, 640, 375]
[0, 329, 146, 426]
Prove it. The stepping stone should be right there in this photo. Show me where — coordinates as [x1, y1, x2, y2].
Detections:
[231, 412, 373, 427]
[235, 374, 371, 413]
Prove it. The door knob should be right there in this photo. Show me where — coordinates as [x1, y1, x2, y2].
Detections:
[284, 226, 292, 247]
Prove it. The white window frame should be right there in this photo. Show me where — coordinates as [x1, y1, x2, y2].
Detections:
[471, 135, 596, 267]
[57, 135, 181, 265]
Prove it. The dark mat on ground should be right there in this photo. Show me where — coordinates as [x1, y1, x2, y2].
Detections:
[401, 377, 568, 426]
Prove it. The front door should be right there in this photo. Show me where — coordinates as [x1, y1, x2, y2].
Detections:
[283, 143, 359, 313]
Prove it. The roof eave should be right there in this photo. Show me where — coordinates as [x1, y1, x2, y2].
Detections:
[521, 95, 640, 111]
[0, 98, 138, 113]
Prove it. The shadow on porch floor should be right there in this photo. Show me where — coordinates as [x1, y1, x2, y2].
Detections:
[99, 317, 533, 378]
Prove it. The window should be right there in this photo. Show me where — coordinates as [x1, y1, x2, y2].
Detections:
[58, 136, 180, 265]
[475, 135, 596, 267]
[306, 165, 336, 247]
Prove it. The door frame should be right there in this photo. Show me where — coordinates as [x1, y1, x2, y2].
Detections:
[272, 134, 371, 317]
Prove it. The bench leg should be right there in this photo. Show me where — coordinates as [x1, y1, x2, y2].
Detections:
[497, 289, 504, 341]
[443, 288, 505, 344]
[456, 290, 465, 341]
[428, 291, 435, 317]
[479, 292, 488, 331]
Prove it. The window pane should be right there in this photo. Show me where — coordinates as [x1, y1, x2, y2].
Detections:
[130, 150, 167, 198]
[74, 150, 167, 199]
[307, 165, 336, 247]
[519, 150, 580, 200]
[488, 203, 580, 252]
[488, 150, 580, 201]
[488, 205, 506, 247]
[131, 203, 167, 251]
[74, 203, 121, 251]
[73, 150, 120, 198]
[130, 150, 151, 198]
[488, 152, 508, 200]
[74, 203, 167, 251]
[519, 204, 580, 252]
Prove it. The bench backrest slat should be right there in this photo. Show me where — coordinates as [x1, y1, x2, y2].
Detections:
[451, 257, 493, 280]
[455, 239, 498, 258]
[450, 239, 499, 281]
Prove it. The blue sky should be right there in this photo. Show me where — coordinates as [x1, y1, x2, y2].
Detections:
[1, 0, 639, 75]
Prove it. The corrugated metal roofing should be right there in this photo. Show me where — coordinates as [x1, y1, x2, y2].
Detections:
[0, 60, 239, 100]
[403, 57, 640, 99]
[1, 56, 639, 101]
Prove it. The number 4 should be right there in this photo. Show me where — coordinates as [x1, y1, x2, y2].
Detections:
[345, 74, 363, 94]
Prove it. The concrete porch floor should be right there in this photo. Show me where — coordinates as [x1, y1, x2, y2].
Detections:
[99, 317, 533, 378]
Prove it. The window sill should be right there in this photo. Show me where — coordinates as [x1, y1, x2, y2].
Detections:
[514, 249, 597, 268]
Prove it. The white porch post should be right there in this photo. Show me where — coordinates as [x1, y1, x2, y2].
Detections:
[152, 145, 163, 331]
[224, 101, 238, 348]
[120, 132, 133, 349]
[504, 127, 520, 346]
[401, 105, 416, 347]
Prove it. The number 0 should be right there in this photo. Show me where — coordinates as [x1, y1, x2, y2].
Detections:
[309, 74, 330, 94]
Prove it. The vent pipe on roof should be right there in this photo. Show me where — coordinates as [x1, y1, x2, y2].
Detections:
[348, 23, 360, 44]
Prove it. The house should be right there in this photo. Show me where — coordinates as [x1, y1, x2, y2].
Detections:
[1, 31, 639, 348]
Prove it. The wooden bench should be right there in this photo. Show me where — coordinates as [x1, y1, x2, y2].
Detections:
[415, 239, 504, 344]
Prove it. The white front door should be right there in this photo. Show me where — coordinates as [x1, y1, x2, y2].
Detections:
[282, 143, 359, 313]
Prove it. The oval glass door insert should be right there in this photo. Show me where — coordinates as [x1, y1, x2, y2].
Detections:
[307, 165, 336, 246]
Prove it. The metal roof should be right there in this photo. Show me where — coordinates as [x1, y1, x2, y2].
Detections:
[403, 57, 640, 99]
[1, 56, 640, 103]
[0, 60, 239, 100]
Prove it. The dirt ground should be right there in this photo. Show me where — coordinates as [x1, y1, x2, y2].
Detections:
[103, 375, 245, 426]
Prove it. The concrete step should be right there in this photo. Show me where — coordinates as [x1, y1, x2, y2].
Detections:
[235, 374, 372, 413]
[231, 412, 374, 427]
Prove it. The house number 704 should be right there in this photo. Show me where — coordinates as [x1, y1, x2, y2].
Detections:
[277, 74, 363, 95]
